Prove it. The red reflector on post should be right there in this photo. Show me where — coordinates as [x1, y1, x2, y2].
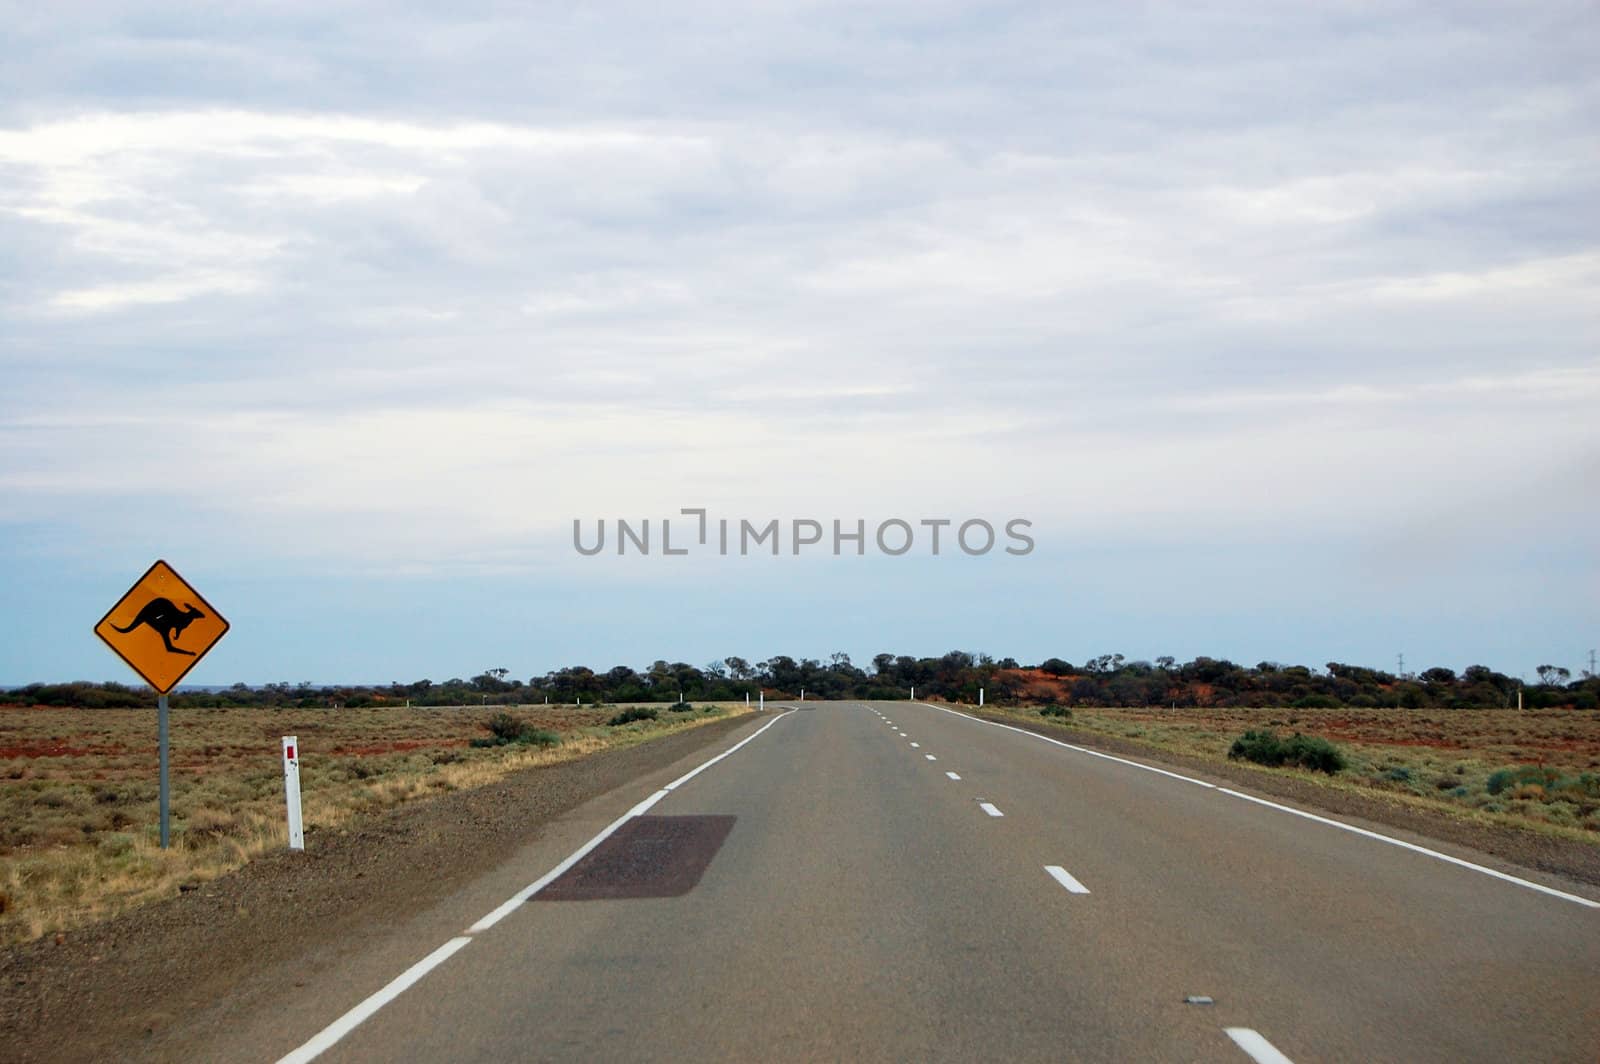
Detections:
[286, 744, 296, 760]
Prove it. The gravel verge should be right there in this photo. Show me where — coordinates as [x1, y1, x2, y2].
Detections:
[0, 713, 761, 1063]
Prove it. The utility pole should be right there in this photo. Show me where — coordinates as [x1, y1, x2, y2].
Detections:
[1397, 652, 1405, 678]
[1589, 649, 1597, 678]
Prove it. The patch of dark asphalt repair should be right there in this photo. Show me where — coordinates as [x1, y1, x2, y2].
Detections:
[537, 815, 736, 900]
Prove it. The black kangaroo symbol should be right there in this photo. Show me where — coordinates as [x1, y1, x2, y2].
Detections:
[114, 597, 205, 656]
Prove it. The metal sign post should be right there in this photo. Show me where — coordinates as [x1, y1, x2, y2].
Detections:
[158, 694, 170, 848]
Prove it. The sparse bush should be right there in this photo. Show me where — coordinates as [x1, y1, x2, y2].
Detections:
[1039, 705, 1072, 719]
[1381, 767, 1412, 782]
[1486, 765, 1566, 796]
[1227, 730, 1346, 774]
[607, 706, 658, 726]
[485, 712, 524, 743]
[475, 713, 561, 747]
[668, 701, 695, 713]
[97, 832, 136, 858]
[184, 807, 239, 840]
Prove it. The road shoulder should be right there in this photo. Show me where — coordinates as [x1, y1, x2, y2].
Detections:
[0, 712, 768, 1064]
[965, 708, 1600, 890]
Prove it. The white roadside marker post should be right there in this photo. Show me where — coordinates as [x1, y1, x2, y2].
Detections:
[759, 690, 765, 711]
[282, 736, 305, 852]
[979, 687, 984, 706]
[910, 686, 914, 701]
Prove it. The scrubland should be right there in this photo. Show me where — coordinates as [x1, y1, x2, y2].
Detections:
[986, 704, 1600, 840]
[0, 702, 745, 944]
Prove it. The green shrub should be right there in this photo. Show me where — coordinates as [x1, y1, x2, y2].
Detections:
[1486, 765, 1565, 796]
[1227, 730, 1346, 774]
[1039, 705, 1072, 719]
[477, 713, 562, 748]
[1484, 766, 1596, 800]
[608, 706, 659, 726]
[1381, 767, 1412, 782]
[1293, 694, 1341, 709]
[668, 701, 695, 713]
[520, 727, 560, 748]
[485, 712, 525, 743]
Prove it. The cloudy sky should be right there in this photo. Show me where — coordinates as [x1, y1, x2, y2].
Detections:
[2, 1, 1595, 685]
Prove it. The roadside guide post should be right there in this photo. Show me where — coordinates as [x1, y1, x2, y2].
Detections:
[282, 736, 305, 851]
[979, 687, 984, 706]
[93, 560, 229, 850]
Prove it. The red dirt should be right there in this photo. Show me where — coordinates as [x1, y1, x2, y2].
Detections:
[0, 743, 124, 759]
[1322, 734, 1467, 750]
[1005, 669, 1075, 700]
[329, 739, 467, 756]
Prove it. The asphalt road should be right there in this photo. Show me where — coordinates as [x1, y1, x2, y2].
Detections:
[239, 702, 1599, 1063]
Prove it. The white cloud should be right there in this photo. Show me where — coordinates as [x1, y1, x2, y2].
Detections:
[0, 2, 1595, 581]
[49, 271, 259, 311]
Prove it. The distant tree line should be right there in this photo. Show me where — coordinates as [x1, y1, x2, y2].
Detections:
[4, 653, 1596, 710]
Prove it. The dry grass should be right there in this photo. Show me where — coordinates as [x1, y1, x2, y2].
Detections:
[0, 702, 748, 945]
[979, 703, 1600, 843]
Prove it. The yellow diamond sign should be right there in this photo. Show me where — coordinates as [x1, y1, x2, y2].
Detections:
[94, 560, 230, 694]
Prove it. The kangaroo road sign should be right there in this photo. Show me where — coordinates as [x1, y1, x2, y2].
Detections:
[94, 559, 229, 693]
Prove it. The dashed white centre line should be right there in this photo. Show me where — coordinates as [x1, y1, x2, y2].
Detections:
[925, 754, 937, 761]
[909, 742, 920, 748]
[979, 802, 1004, 818]
[1044, 865, 1091, 894]
[945, 771, 961, 780]
[1224, 1028, 1295, 1064]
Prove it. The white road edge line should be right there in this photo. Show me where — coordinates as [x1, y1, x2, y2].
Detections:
[914, 702, 1600, 910]
[946, 771, 961, 780]
[1217, 787, 1600, 909]
[275, 937, 472, 1064]
[1044, 864, 1090, 894]
[275, 709, 797, 1064]
[979, 802, 1004, 817]
[1224, 1027, 1295, 1064]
